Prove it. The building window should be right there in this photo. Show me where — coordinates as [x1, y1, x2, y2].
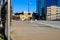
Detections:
[56, 9, 58, 12]
[47, 9, 51, 12]
[57, 8, 60, 13]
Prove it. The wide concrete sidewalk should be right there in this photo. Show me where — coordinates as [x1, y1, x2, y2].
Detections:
[36, 21, 60, 28]
[11, 20, 60, 40]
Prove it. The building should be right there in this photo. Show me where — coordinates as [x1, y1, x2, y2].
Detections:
[20, 11, 32, 20]
[57, 0, 60, 6]
[45, 0, 57, 7]
[36, 0, 60, 20]
[46, 6, 60, 20]
[45, 0, 60, 7]
[36, 0, 45, 20]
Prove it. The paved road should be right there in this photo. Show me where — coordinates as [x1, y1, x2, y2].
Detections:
[11, 20, 60, 40]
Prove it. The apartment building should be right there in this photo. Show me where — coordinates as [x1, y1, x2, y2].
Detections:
[46, 6, 60, 20]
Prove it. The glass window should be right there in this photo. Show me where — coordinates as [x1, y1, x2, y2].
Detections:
[47, 8, 51, 12]
[57, 8, 60, 13]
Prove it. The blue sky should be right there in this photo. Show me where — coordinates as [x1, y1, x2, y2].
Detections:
[13, 0, 36, 13]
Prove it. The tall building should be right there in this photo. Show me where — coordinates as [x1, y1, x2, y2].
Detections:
[45, 0, 60, 7]
[36, 0, 45, 19]
[45, 0, 57, 7]
[57, 0, 60, 6]
[37, 0, 60, 20]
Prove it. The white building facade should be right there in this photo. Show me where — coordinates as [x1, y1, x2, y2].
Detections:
[46, 6, 60, 20]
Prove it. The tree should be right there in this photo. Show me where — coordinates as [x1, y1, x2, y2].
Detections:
[10, 4, 12, 25]
[1, 1, 7, 40]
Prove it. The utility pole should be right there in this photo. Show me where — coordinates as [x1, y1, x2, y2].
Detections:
[28, 0, 30, 13]
[8, 0, 10, 40]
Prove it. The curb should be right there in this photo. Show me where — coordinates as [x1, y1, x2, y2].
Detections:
[10, 35, 15, 40]
[34, 21, 60, 29]
[10, 26, 15, 40]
